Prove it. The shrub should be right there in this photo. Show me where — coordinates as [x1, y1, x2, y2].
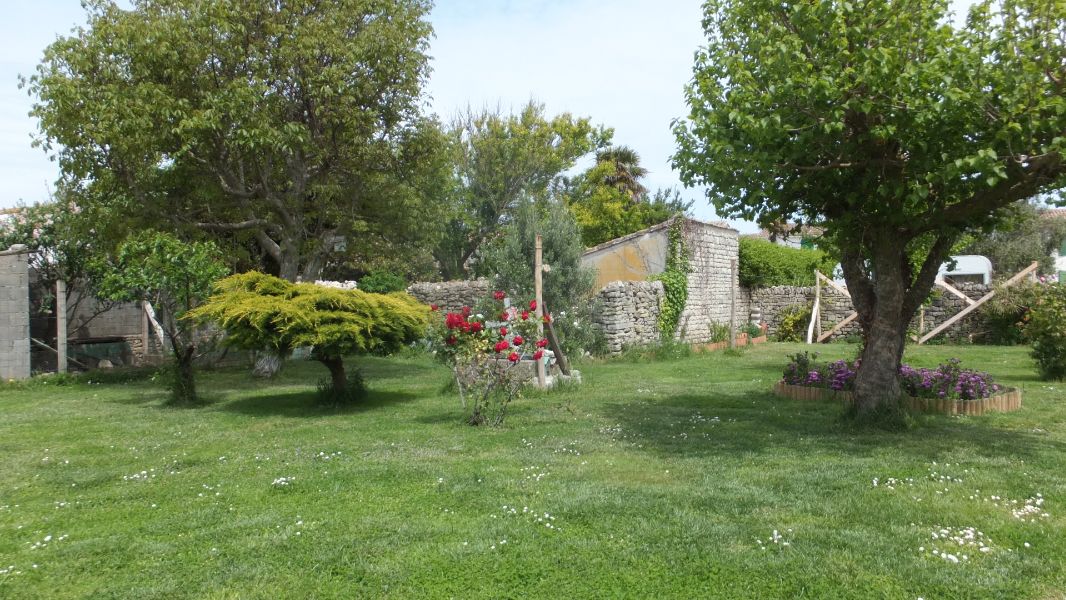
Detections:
[357, 270, 407, 294]
[1026, 283, 1066, 380]
[426, 292, 550, 426]
[782, 353, 1002, 400]
[480, 200, 602, 357]
[775, 304, 812, 342]
[708, 321, 730, 343]
[738, 237, 837, 288]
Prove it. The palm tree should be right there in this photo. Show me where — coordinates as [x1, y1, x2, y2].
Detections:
[595, 145, 649, 201]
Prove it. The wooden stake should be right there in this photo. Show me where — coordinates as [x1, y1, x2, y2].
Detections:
[534, 234, 546, 389]
[729, 259, 737, 349]
[56, 280, 67, 373]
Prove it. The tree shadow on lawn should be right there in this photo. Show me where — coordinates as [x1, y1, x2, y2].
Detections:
[218, 388, 420, 418]
[601, 390, 1062, 463]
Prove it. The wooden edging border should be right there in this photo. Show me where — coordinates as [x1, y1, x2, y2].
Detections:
[771, 382, 1022, 415]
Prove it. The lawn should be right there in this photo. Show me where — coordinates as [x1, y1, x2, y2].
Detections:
[1, 343, 1064, 599]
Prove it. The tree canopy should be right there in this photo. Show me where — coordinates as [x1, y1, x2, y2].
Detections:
[673, 0, 1066, 419]
[25, 0, 443, 282]
[432, 102, 611, 279]
[189, 272, 428, 399]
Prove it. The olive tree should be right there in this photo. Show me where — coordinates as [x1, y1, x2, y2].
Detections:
[674, 0, 1066, 420]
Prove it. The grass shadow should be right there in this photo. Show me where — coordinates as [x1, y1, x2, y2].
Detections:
[600, 390, 1063, 462]
[218, 388, 421, 418]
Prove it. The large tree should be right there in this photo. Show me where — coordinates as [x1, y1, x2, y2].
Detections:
[25, 0, 441, 282]
[674, 0, 1066, 420]
[433, 102, 611, 279]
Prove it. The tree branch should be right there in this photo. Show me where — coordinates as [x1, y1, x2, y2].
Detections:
[196, 219, 274, 232]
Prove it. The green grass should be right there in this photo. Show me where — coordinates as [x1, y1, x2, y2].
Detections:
[1, 343, 1064, 599]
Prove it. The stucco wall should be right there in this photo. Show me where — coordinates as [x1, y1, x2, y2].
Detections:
[581, 225, 669, 291]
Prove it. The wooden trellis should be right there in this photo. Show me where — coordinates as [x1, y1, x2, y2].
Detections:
[807, 261, 1040, 345]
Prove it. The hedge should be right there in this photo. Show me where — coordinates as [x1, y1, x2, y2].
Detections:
[738, 237, 837, 288]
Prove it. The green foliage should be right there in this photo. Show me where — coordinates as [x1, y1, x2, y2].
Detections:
[708, 321, 730, 343]
[652, 219, 691, 341]
[1026, 284, 1066, 381]
[358, 270, 407, 294]
[564, 145, 693, 247]
[433, 102, 611, 279]
[480, 200, 602, 356]
[974, 283, 1039, 345]
[741, 322, 763, 338]
[617, 339, 692, 363]
[25, 0, 442, 282]
[738, 238, 837, 288]
[963, 203, 1066, 276]
[673, 0, 1066, 413]
[775, 304, 813, 343]
[191, 272, 428, 358]
[95, 231, 228, 404]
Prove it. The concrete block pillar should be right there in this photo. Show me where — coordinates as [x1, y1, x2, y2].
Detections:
[0, 244, 31, 380]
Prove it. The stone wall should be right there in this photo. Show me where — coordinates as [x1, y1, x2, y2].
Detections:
[749, 282, 994, 342]
[592, 280, 664, 354]
[0, 245, 31, 380]
[406, 279, 490, 312]
[675, 220, 741, 343]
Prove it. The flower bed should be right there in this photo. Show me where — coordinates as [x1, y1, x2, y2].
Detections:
[774, 352, 1022, 415]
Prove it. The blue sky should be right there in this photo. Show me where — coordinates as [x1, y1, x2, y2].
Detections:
[1, 0, 977, 232]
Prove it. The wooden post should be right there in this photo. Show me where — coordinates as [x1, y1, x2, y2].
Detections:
[55, 280, 67, 373]
[807, 270, 820, 344]
[729, 259, 737, 349]
[534, 234, 546, 389]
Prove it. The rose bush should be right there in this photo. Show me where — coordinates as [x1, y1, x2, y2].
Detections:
[428, 292, 550, 426]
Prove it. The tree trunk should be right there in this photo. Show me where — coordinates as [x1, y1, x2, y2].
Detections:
[844, 238, 909, 422]
[319, 356, 347, 394]
[171, 345, 198, 405]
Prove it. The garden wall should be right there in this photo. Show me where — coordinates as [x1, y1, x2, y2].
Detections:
[0, 245, 31, 380]
[592, 280, 664, 354]
[406, 279, 490, 313]
[675, 219, 742, 343]
[750, 282, 993, 342]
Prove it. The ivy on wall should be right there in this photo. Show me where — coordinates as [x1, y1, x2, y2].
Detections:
[653, 218, 691, 341]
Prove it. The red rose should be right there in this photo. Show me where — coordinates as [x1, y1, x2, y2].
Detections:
[508, 352, 520, 363]
[536, 338, 549, 348]
[461, 306, 472, 316]
[445, 313, 464, 329]
[499, 311, 510, 321]
[493, 290, 506, 300]
[512, 335, 524, 346]
[446, 336, 457, 346]
[521, 310, 529, 320]
[543, 314, 552, 324]
[533, 349, 544, 361]
[529, 299, 537, 311]
[430, 304, 439, 312]
[494, 340, 510, 353]
[499, 327, 508, 336]
[470, 322, 483, 333]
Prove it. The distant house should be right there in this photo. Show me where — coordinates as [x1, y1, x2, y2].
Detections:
[741, 222, 824, 250]
[1044, 208, 1066, 280]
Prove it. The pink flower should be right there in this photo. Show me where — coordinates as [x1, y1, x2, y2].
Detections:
[499, 327, 508, 336]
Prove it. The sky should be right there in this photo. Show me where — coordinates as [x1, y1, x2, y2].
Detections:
[1, 0, 977, 231]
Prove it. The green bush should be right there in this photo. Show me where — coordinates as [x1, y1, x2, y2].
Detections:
[775, 304, 812, 342]
[1026, 284, 1066, 380]
[738, 237, 836, 288]
[358, 270, 407, 294]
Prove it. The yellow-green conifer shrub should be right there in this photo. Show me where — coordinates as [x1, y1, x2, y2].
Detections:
[189, 272, 429, 402]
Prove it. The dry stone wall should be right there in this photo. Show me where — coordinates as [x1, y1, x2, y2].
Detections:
[591, 280, 663, 354]
[406, 279, 490, 312]
[749, 282, 994, 342]
[676, 221, 741, 343]
[0, 245, 31, 380]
